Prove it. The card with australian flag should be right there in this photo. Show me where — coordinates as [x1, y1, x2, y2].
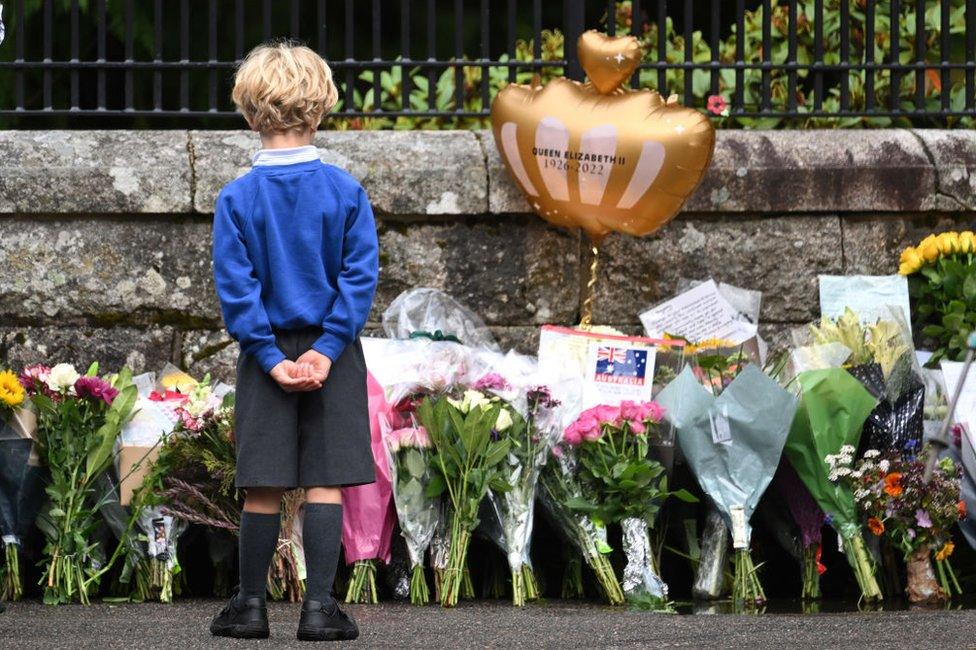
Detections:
[583, 340, 656, 408]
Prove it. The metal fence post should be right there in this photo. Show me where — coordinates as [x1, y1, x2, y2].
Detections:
[563, 0, 584, 81]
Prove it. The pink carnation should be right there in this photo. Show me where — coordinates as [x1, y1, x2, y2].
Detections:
[474, 373, 510, 392]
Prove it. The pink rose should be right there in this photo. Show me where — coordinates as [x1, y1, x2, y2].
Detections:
[582, 424, 602, 442]
[594, 404, 620, 426]
[640, 401, 664, 423]
[563, 423, 583, 446]
[629, 419, 646, 435]
[619, 400, 641, 421]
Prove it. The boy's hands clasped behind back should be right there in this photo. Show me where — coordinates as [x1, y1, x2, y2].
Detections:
[269, 350, 333, 393]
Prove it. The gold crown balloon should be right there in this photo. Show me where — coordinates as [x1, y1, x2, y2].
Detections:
[490, 30, 716, 325]
[491, 30, 714, 242]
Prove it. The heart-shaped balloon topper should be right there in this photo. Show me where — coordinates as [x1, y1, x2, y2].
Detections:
[491, 29, 715, 243]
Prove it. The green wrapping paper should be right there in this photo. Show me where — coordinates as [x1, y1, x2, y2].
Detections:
[783, 368, 882, 603]
[657, 365, 797, 606]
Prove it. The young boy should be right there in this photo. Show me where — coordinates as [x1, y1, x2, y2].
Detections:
[209, 40, 378, 641]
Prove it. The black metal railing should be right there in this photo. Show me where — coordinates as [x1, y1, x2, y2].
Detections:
[0, 1, 973, 128]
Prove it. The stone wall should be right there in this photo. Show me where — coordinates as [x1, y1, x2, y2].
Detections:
[0, 129, 974, 381]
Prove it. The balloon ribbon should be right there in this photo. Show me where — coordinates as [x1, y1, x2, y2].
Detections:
[578, 242, 601, 330]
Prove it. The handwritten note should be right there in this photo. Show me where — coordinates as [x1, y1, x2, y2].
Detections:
[640, 280, 755, 343]
[819, 275, 911, 327]
[941, 360, 976, 477]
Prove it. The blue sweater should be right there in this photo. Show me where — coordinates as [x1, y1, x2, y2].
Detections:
[212, 156, 379, 373]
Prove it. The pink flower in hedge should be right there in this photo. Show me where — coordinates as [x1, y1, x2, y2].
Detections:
[74, 376, 118, 405]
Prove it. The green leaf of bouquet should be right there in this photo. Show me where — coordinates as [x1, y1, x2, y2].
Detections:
[670, 489, 699, 503]
[964, 272, 976, 302]
[404, 448, 426, 478]
[86, 383, 138, 477]
[424, 472, 446, 498]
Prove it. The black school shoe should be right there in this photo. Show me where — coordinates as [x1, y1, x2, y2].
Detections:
[297, 599, 359, 642]
[210, 594, 270, 639]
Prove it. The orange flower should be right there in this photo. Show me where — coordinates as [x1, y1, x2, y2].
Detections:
[867, 516, 885, 536]
[959, 500, 967, 520]
[935, 542, 955, 562]
[883, 472, 903, 498]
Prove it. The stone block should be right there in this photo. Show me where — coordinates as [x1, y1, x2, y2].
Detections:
[1, 326, 176, 374]
[0, 131, 192, 213]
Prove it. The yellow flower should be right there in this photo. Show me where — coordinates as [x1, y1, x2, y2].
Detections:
[935, 541, 955, 562]
[960, 231, 976, 254]
[937, 231, 960, 255]
[917, 235, 941, 263]
[0, 370, 25, 409]
[686, 338, 738, 354]
[898, 246, 924, 275]
[160, 371, 197, 392]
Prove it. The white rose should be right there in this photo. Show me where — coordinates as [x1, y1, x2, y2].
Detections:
[495, 408, 513, 432]
[461, 390, 489, 413]
[46, 363, 80, 392]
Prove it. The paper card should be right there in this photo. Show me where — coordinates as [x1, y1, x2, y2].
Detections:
[730, 505, 747, 549]
[581, 340, 656, 409]
[709, 406, 732, 445]
[941, 361, 976, 470]
[818, 274, 911, 327]
[640, 280, 756, 343]
[118, 445, 161, 506]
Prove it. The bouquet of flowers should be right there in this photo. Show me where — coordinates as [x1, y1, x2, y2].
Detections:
[772, 463, 826, 599]
[20, 362, 138, 604]
[561, 401, 693, 608]
[832, 445, 964, 603]
[539, 444, 624, 605]
[342, 372, 397, 605]
[416, 387, 516, 607]
[783, 366, 884, 604]
[479, 358, 562, 606]
[0, 367, 44, 601]
[803, 308, 924, 454]
[136, 374, 306, 602]
[658, 350, 797, 609]
[898, 230, 976, 365]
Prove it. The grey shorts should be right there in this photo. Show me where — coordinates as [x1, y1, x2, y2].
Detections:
[233, 327, 375, 489]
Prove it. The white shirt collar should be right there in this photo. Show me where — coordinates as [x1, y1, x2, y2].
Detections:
[251, 145, 320, 167]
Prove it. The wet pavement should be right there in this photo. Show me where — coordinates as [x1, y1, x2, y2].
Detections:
[1, 598, 974, 649]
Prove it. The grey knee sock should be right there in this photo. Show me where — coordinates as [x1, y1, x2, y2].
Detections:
[239, 511, 281, 601]
[303, 503, 343, 603]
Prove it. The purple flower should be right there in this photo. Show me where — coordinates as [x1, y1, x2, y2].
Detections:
[915, 509, 933, 529]
[74, 376, 118, 405]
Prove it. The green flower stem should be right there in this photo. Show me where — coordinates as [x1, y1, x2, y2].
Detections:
[561, 556, 584, 599]
[732, 549, 765, 608]
[586, 549, 625, 606]
[409, 564, 430, 605]
[801, 544, 821, 600]
[344, 560, 378, 604]
[439, 518, 471, 607]
[842, 533, 883, 604]
[3, 542, 22, 601]
[935, 557, 962, 597]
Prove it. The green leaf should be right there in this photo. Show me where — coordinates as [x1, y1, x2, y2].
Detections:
[424, 473, 446, 498]
[86, 383, 138, 477]
[670, 489, 699, 503]
[964, 272, 976, 302]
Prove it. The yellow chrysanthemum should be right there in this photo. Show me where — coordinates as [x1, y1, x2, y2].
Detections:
[917, 235, 941, 263]
[960, 231, 976, 254]
[898, 246, 924, 275]
[937, 231, 960, 255]
[0, 370, 25, 409]
[686, 338, 739, 354]
[935, 541, 955, 562]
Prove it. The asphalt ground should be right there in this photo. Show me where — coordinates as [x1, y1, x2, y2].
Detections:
[1, 599, 975, 649]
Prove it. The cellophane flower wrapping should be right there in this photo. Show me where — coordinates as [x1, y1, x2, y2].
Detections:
[341, 371, 397, 604]
[0, 403, 43, 601]
[772, 462, 826, 599]
[657, 363, 797, 607]
[22, 363, 139, 604]
[474, 351, 562, 606]
[782, 364, 883, 603]
[371, 288, 496, 606]
[692, 506, 729, 600]
[798, 308, 925, 454]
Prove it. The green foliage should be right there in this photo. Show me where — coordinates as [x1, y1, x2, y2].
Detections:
[909, 255, 976, 365]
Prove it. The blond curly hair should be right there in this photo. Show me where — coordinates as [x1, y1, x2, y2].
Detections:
[232, 40, 338, 134]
